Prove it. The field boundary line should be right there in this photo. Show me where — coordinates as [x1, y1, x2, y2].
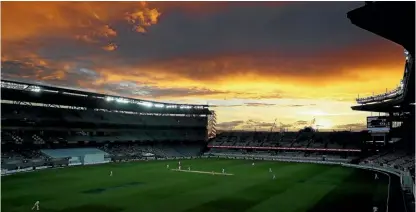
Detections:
[385, 172, 391, 212]
[341, 164, 394, 212]
[373, 171, 390, 212]
[171, 169, 234, 176]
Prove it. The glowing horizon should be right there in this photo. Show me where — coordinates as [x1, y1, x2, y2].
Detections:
[1, 2, 406, 132]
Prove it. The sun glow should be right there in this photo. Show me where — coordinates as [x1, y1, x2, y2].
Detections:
[314, 118, 333, 130]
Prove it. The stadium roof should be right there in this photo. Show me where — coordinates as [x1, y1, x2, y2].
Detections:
[347, 1, 415, 55]
[351, 98, 414, 113]
[348, 2, 415, 113]
[1, 79, 211, 114]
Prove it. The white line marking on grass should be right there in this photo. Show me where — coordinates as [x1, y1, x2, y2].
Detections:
[378, 171, 391, 212]
[386, 173, 391, 212]
[171, 169, 234, 176]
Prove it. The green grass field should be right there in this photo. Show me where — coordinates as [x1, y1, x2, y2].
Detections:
[2, 158, 389, 212]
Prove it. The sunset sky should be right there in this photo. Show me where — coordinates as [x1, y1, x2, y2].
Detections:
[1, 1, 406, 131]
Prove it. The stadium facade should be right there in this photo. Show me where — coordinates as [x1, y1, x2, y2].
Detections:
[1, 79, 215, 168]
[348, 2, 415, 151]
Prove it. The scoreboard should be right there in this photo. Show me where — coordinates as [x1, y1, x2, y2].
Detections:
[367, 116, 389, 128]
[367, 116, 390, 132]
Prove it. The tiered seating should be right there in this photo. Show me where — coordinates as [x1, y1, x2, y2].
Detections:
[235, 133, 250, 147]
[3, 129, 206, 144]
[1, 132, 15, 143]
[1, 148, 49, 164]
[8, 132, 23, 144]
[265, 132, 280, 146]
[361, 151, 415, 173]
[99, 143, 203, 158]
[32, 134, 45, 144]
[41, 148, 108, 158]
[1, 151, 24, 161]
[205, 149, 354, 163]
[280, 133, 297, 147]
[209, 131, 361, 151]
[211, 134, 228, 145]
[2, 104, 208, 128]
[173, 144, 203, 157]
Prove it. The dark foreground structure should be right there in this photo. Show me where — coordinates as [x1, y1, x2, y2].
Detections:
[347, 1, 415, 211]
[1, 79, 216, 168]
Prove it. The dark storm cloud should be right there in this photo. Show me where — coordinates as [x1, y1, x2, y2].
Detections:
[9, 1, 379, 68]
[1, 1, 404, 102]
[1, 60, 102, 88]
[101, 81, 229, 98]
[110, 1, 376, 64]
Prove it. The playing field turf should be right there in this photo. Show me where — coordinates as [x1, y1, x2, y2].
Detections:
[2, 158, 389, 212]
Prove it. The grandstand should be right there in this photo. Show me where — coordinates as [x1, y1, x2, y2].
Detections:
[1, 79, 215, 167]
[347, 1, 415, 177]
[347, 1, 415, 211]
[205, 127, 363, 164]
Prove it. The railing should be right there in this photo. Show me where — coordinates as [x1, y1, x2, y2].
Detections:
[356, 86, 404, 104]
[356, 53, 413, 105]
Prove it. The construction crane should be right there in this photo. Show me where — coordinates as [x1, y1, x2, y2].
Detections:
[310, 117, 316, 128]
[270, 118, 277, 132]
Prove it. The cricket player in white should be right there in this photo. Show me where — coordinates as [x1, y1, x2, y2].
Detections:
[252, 162, 255, 166]
[167, 164, 169, 169]
[269, 168, 272, 173]
[374, 173, 378, 180]
[188, 167, 191, 171]
[179, 161, 181, 166]
[32, 201, 40, 211]
[110, 171, 113, 177]
[179, 166, 181, 170]
[222, 168, 225, 174]
[273, 174, 276, 180]
[373, 206, 378, 212]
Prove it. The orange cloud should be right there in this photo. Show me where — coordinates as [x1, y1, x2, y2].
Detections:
[102, 43, 118, 52]
[125, 5, 161, 33]
[88, 40, 404, 100]
[1, 2, 406, 131]
[1, 2, 406, 103]
[1, 40, 405, 103]
[1, 2, 161, 49]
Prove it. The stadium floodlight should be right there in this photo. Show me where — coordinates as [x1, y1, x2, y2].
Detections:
[138, 101, 153, 107]
[180, 105, 192, 109]
[404, 49, 409, 61]
[116, 98, 129, 103]
[154, 103, 164, 108]
[30, 86, 41, 92]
